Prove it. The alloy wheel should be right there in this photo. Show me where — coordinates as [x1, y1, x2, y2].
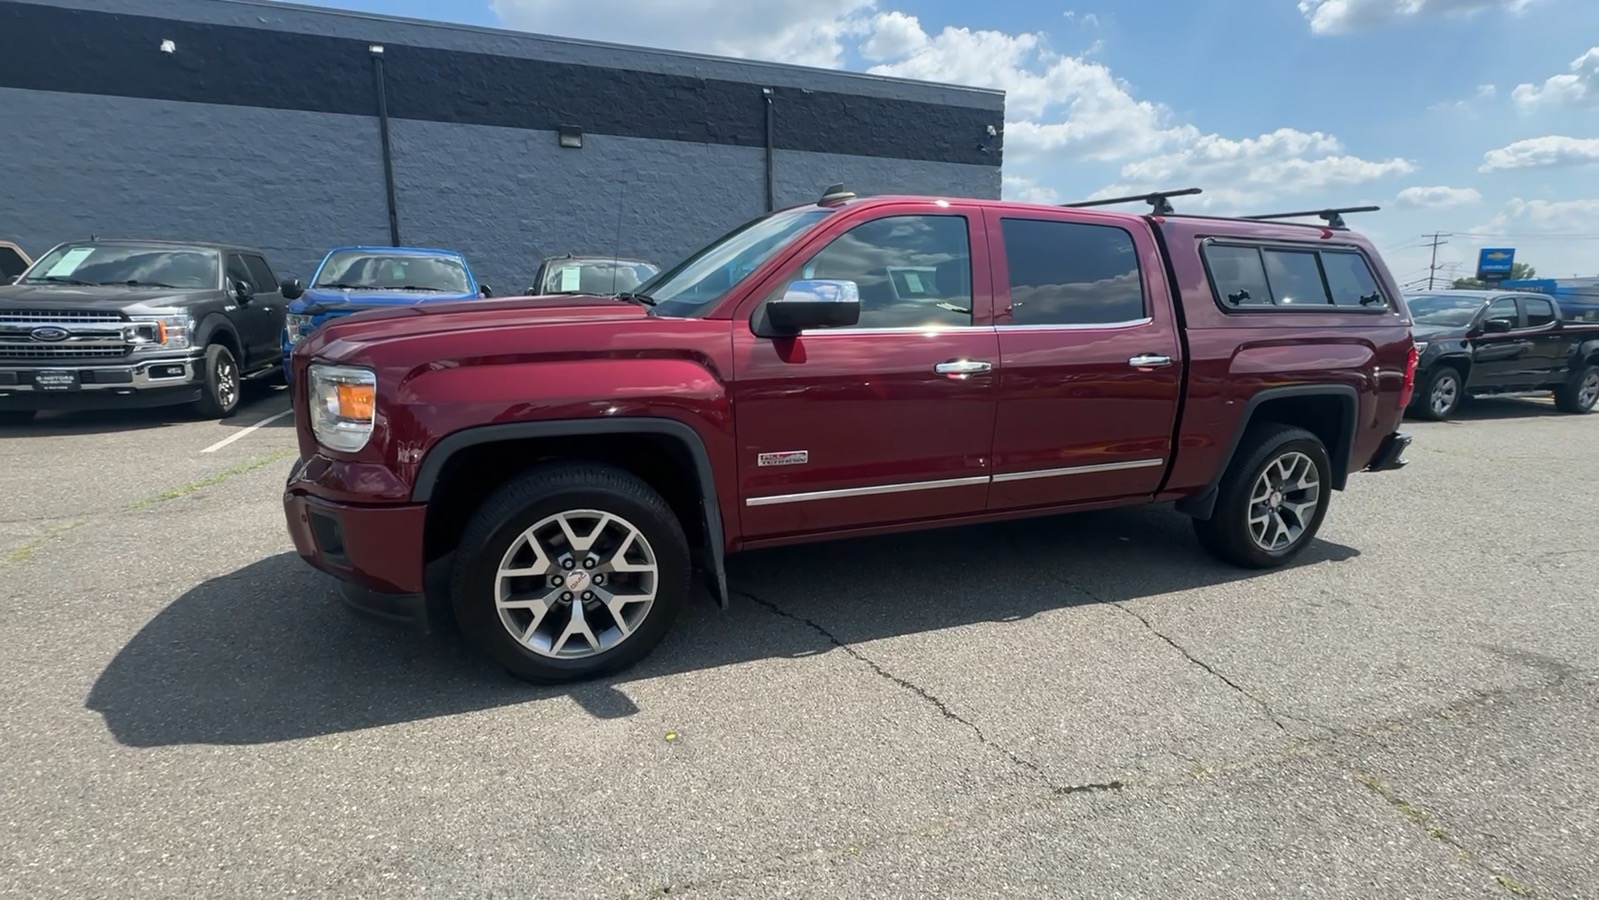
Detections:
[493, 509, 658, 659]
[1248, 451, 1321, 553]
[217, 357, 238, 410]
[1580, 371, 1599, 410]
[1430, 373, 1458, 417]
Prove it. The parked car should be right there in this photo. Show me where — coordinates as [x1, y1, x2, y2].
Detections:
[527, 253, 659, 296]
[0, 240, 31, 285]
[1, 238, 288, 424]
[1404, 289, 1599, 420]
[280, 246, 491, 382]
[282, 186, 1417, 684]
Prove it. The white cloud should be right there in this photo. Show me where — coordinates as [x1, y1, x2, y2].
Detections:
[1474, 197, 1599, 233]
[1298, 0, 1542, 34]
[491, 2, 1413, 207]
[1479, 136, 1599, 171]
[1512, 45, 1599, 111]
[1001, 174, 1061, 204]
[490, 0, 873, 68]
[1395, 185, 1483, 209]
[1476, 84, 1497, 99]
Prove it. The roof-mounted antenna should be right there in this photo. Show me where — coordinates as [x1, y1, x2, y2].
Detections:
[819, 183, 856, 205]
[1242, 205, 1381, 230]
[1062, 187, 1202, 215]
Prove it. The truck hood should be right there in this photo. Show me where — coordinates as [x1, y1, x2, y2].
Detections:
[1411, 323, 1468, 342]
[291, 286, 481, 315]
[0, 283, 216, 310]
[306, 292, 653, 355]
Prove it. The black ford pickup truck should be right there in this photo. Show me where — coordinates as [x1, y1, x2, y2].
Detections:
[0, 239, 289, 425]
[1405, 288, 1599, 420]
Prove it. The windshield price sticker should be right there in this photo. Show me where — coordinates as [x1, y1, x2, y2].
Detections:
[558, 266, 581, 292]
[45, 247, 96, 277]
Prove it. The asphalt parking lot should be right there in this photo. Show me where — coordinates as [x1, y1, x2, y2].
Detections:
[2, 392, 1596, 899]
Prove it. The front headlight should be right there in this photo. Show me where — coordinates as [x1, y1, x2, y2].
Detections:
[1413, 341, 1429, 355]
[308, 363, 377, 453]
[128, 314, 194, 350]
[284, 313, 313, 346]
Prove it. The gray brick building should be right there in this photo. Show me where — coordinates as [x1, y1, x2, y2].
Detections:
[0, 0, 1005, 291]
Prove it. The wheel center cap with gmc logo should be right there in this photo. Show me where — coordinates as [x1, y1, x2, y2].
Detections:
[565, 570, 591, 593]
[30, 326, 69, 342]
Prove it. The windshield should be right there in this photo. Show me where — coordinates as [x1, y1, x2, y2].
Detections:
[540, 259, 661, 295]
[20, 243, 219, 289]
[644, 206, 834, 318]
[314, 251, 472, 293]
[1406, 293, 1487, 327]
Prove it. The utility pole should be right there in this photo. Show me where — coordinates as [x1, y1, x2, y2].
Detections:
[1424, 232, 1451, 289]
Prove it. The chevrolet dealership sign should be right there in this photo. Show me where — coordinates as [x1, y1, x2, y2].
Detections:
[1476, 247, 1516, 281]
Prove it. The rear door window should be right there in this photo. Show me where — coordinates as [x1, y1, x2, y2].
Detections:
[1522, 296, 1557, 327]
[998, 217, 1146, 325]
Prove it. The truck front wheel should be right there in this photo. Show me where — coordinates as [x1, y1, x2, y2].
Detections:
[450, 463, 692, 684]
[192, 343, 241, 419]
[1192, 424, 1332, 569]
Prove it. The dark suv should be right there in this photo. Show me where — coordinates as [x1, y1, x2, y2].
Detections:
[0, 239, 289, 424]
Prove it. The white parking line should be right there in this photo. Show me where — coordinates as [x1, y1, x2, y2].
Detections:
[200, 409, 294, 454]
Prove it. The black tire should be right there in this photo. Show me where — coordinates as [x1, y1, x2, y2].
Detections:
[1192, 424, 1333, 569]
[0, 410, 35, 426]
[192, 343, 241, 419]
[1553, 363, 1599, 414]
[450, 462, 692, 684]
[1411, 366, 1462, 421]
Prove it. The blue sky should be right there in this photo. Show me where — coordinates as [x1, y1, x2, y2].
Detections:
[288, 0, 1599, 285]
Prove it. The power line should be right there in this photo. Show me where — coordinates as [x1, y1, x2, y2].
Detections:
[1423, 232, 1451, 290]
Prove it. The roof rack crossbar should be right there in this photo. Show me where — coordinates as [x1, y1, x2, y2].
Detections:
[1241, 205, 1381, 230]
[1062, 187, 1202, 216]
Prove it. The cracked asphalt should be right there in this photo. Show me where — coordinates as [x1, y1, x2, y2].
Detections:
[1, 391, 1596, 899]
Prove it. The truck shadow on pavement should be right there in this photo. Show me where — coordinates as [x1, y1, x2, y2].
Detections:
[87, 504, 1359, 748]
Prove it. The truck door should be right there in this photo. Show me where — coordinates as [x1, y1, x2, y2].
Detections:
[1468, 296, 1533, 390]
[981, 208, 1182, 511]
[732, 205, 999, 539]
[1518, 295, 1571, 385]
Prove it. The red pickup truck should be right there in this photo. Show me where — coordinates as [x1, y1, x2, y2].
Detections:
[283, 186, 1417, 683]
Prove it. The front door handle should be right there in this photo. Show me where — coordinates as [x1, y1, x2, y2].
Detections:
[1128, 354, 1173, 368]
[934, 359, 993, 377]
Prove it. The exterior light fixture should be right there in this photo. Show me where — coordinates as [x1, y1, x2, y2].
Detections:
[558, 125, 583, 149]
[160, 39, 176, 53]
[369, 44, 384, 56]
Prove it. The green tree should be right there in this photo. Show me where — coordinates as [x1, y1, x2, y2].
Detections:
[1452, 262, 1536, 289]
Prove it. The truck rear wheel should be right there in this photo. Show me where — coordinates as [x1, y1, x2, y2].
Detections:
[1554, 364, 1599, 414]
[1192, 424, 1332, 569]
[1411, 367, 1461, 421]
[449, 462, 692, 684]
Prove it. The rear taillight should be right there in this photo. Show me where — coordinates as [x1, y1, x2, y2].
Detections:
[1398, 343, 1419, 409]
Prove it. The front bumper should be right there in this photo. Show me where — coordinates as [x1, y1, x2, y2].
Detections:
[1365, 431, 1413, 472]
[283, 478, 445, 630]
[0, 353, 204, 411]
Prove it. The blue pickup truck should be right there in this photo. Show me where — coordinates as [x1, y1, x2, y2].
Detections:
[281, 246, 490, 380]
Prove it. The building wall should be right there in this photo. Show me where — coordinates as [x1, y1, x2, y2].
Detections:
[0, 0, 1004, 290]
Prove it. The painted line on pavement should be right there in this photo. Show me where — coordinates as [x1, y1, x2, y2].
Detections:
[200, 409, 294, 454]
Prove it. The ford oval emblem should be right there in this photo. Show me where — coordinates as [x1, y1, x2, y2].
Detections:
[30, 326, 70, 343]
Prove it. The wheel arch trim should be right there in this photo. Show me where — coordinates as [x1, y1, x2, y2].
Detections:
[1175, 383, 1359, 521]
[410, 417, 729, 608]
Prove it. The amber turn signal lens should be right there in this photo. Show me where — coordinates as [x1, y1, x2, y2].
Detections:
[335, 381, 375, 420]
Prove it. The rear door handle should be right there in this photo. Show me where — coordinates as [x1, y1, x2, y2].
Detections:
[1128, 354, 1173, 368]
[934, 359, 993, 377]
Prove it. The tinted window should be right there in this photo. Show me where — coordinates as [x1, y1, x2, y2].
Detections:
[21, 243, 218, 290]
[226, 254, 254, 290]
[0, 244, 27, 280]
[1484, 298, 1519, 328]
[1322, 250, 1386, 307]
[243, 255, 278, 292]
[1523, 296, 1556, 327]
[1262, 249, 1330, 306]
[1000, 218, 1144, 325]
[789, 214, 972, 329]
[1205, 245, 1273, 306]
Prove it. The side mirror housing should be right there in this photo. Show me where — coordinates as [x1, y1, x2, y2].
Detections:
[232, 279, 255, 304]
[479, 284, 494, 298]
[280, 278, 305, 301]
[762, 279, 862, 335]
[1482, 317, 1513, 334]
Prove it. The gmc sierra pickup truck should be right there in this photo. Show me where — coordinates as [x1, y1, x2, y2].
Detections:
[1403, 288, 1599, 420]
[283, 186, 1417, 684]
